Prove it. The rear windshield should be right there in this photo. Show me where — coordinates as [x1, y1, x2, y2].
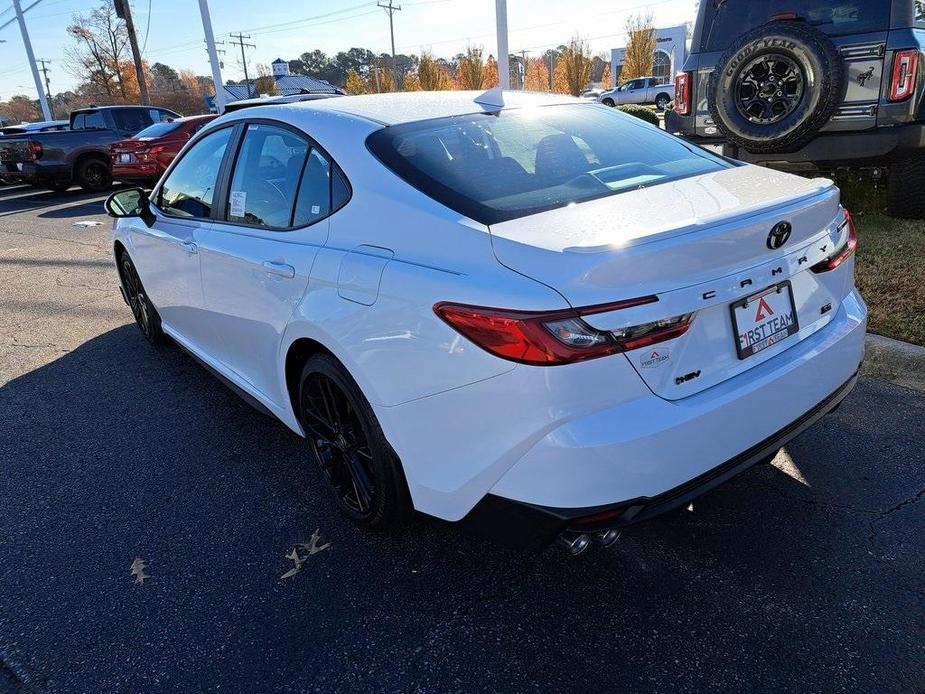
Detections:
[135, 121, 182, 139]
[702, 1, 892, 52]
[367, 104, 729, 224]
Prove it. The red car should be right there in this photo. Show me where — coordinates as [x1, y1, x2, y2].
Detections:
[111, 114, 216, 184]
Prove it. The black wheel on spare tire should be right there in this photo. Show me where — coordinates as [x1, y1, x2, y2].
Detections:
[887, 156, 925, 219]
[118, 252, 165, 345]
[708, 21, 845, 154]
[299, 354, 411, 530]
[76, 157, 112, 192]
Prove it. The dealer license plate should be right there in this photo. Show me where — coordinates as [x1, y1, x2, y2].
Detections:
[730, 281, 799, 360]
[119, 153, 132, 164]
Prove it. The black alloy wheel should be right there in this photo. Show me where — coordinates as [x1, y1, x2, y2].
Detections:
[77, 158, 113, 192]
[299, 355, 410, 528]
[120, 254, 164, 344]
[735, 54, 805, 125]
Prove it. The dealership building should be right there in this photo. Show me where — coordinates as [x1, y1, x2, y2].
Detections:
[610, 24, 689, 87]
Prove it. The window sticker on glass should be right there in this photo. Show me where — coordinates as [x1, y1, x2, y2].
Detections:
[229, 191, 247, 218]
[311, 205, 320, 214]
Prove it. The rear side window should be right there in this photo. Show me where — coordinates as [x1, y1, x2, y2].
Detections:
[702, 1, 892, 52]
[111, 108, 156, 133]
[159, 126, 232, 219]
[367, 104, 729, 224]
[225, 124, 310, 228]
[72, 111, 105, 130]
[135, 121, 183, 139]
[292, 150, 332, 226]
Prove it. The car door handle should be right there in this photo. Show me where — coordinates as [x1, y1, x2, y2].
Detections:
[262, 261, 295, 278]
[179, 241, 198, 254]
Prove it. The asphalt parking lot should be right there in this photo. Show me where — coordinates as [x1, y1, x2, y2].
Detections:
[1, 183, 923, 693]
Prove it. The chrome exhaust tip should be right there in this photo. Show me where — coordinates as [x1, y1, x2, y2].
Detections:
[557, 532, 592, 556]
[596, 529, 622, 548]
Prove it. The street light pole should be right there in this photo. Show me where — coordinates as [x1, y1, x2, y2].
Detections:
[495, 0, 510, 89]
[198, 0, 227, 113]
[11, 0, 51, 121]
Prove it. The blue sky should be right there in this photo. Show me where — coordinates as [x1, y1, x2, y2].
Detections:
[0, 0, 696, 99]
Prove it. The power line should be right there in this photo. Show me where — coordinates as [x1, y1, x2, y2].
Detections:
[228, 32, 255, 97]
[141, 0, 152, 55]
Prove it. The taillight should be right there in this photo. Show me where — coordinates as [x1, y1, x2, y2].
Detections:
[433, 299, 692, 366]
[811, 209, 858, 273]
[29, 141, 43, 159]
[889, 49, 920, 102]
[675, 72, 692, 116]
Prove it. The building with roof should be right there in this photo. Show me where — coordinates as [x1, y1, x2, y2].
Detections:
[610, 24, 689, 87]
[210, 58, 342, 110]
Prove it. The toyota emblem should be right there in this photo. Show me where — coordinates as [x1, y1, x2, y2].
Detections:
[767, 222, 792, 250]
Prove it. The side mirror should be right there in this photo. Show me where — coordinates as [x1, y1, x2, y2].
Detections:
[104, 187, 155, 227]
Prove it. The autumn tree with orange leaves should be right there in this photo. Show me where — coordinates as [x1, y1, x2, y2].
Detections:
[524, 57, 551, 91]
[552, 37, 592, 96]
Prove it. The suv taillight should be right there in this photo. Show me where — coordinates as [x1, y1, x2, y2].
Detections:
[811, 209, 858, 273]
[28, 141, 43, 159]
[889, 49, 920, 102]
[433, 299, 692, 366]
[675, 72, 692, 116]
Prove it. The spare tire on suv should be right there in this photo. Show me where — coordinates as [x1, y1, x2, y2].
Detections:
[708, 21, 846, 154]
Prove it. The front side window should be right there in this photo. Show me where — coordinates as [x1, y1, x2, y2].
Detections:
[159, 127, 232, 219]
[368, 104, 729, 224]
[225, 124, 310, 228]
[702, 1, 892, 52]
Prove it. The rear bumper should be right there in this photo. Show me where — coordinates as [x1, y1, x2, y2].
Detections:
[668, 116, 925, 168]
[0, 161, 67, 185]
[452, 289, 867, 548]
[112, 162, 162, 181]
[460, 369, 859, 549]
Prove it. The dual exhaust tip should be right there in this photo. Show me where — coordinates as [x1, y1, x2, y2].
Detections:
[557, 529, 621, 556]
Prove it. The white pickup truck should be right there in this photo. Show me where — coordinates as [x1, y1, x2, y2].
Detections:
[599, 77, 675, 110]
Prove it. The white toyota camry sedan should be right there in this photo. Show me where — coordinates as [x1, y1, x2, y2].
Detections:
[105, 91, 866, 553]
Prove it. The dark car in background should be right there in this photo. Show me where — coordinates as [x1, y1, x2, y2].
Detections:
[111, 114, 216, 185]
[668, 0, 925, 218]
[0, 105, 179, 192]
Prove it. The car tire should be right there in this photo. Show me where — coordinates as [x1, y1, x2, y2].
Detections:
[298, 354, 412, 530]
[655, 94, 671, 111]
[46, 180, 71, 193]
[887, 156, 925, 219]
[118, 252, 166, 345]
[707, 21, 845, 154]
[76, 157, 113, 192]
[602, 98, 615, 107]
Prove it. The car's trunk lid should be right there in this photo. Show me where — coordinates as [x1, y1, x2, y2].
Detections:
[489, 166, 848, 398]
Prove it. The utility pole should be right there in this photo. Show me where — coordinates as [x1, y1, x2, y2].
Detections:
[199, 0, 227, 113]
[229, 32, 256, 97]
[495, 0, 510, 89]
[518, 49, 529, 90]
[377, 0, 400, 89]
[37, 59, 53, 118]
[11, 0, 51, 121]
[115, 0, 150, 104]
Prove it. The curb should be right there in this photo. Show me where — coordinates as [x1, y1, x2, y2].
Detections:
[861, 334, 925, 393]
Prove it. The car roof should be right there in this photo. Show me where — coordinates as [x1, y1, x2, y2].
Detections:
[280, 90, 583, 126]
